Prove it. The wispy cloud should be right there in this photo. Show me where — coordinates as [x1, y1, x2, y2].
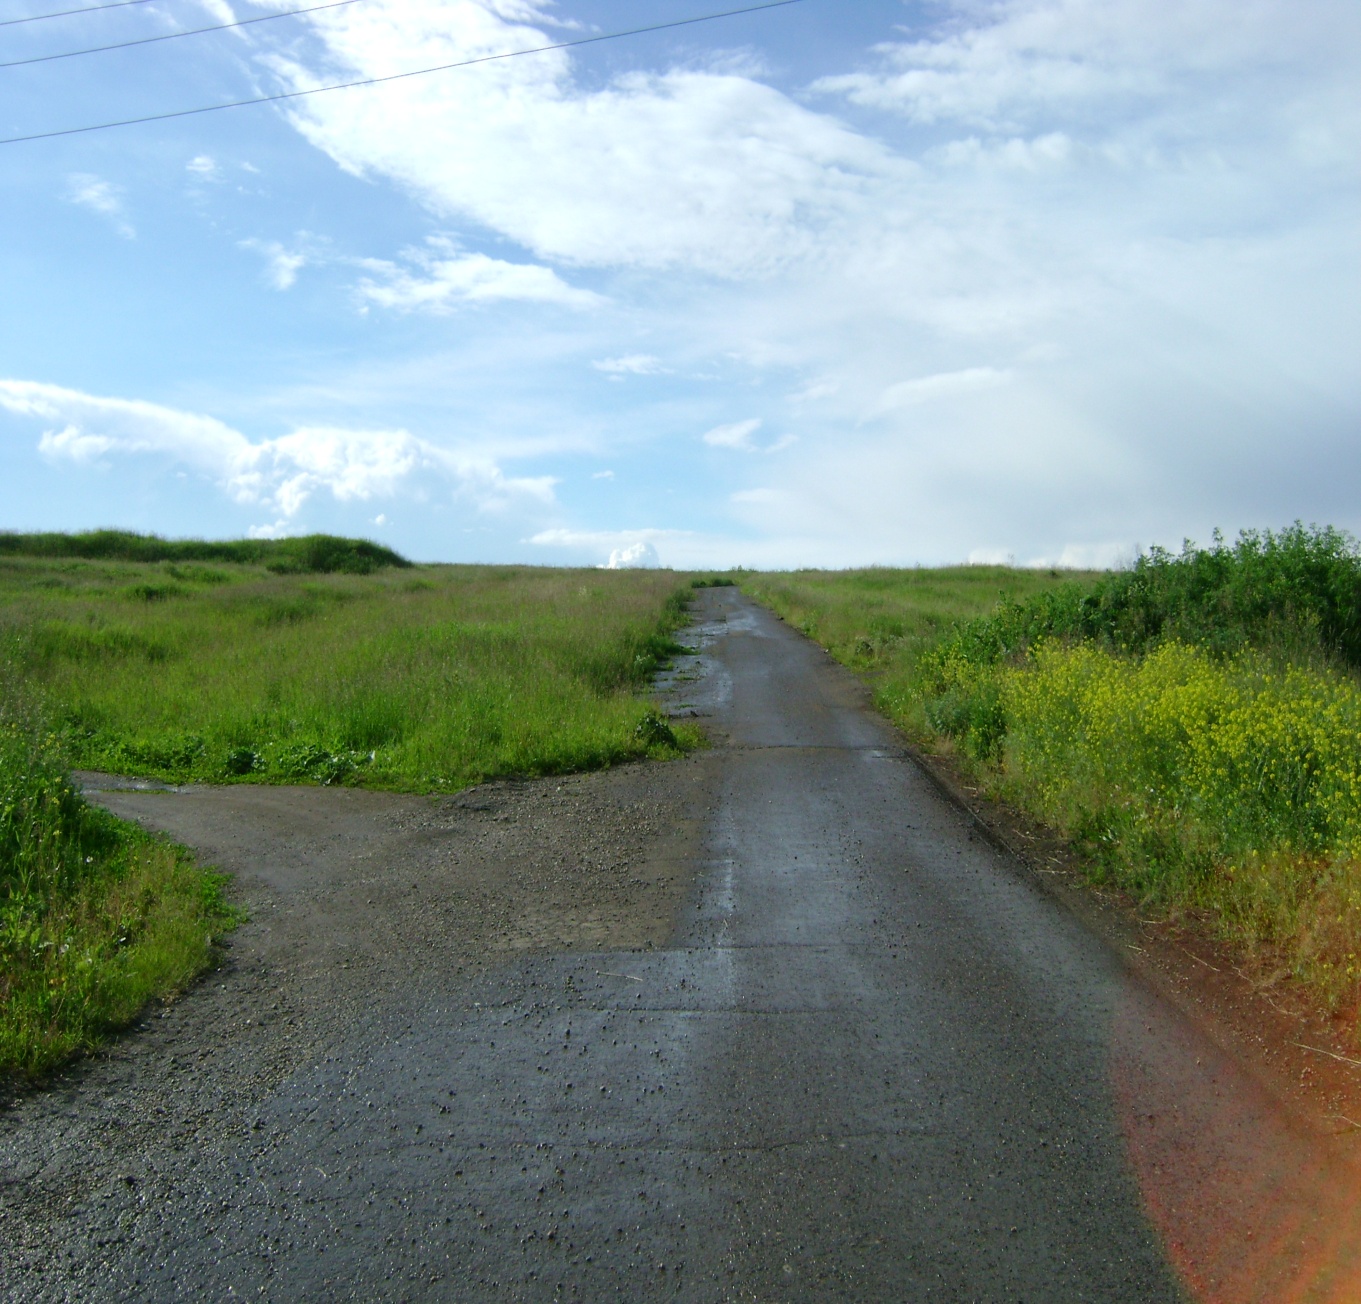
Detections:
[357, 237, 602, 313]
[0, 379, 555, 520]
[702, 419, 796, 454]
[592, 355, 666, 376]
[66, 174, 134, 239]
[186, 154, 221, 181]
[870, 368, 1013, 416]
[702, 418, 764, 450]
[239, 237, 312, 290]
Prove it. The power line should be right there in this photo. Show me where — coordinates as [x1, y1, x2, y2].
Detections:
[1, 0, 364, 68]
[2, 0, 162, 30]
[0, 0, 803, 146]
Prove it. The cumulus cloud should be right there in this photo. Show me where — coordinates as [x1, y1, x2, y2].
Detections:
[604, 541, 660, 570]
[66, 174, 134, 239]
[529, 526, 690, 568]
[357, 237, 601, 312]
[270, 0, 896, 277]
[0, 379, 555, 519]
[186, 154, 221, 180]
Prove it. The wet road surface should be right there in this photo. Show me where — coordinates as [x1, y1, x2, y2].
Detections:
[14, 588, 1361, 1300]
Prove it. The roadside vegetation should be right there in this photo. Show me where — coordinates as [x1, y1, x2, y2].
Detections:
[0, 662, 236, 1080]
[742, 526, 1361, 1022]
[2, 533, 699, 1080]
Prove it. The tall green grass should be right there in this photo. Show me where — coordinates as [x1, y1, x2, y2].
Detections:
[0, 661, 234, 1080]
[742, 530, 1361, 1020]
[738, 565, 1096, 673]
[2, 556, 696, 790]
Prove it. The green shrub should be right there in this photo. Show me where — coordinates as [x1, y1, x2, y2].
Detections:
[937, 522, 1361, 671]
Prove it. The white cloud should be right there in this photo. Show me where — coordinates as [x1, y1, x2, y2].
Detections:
[702, 419, 796, 454]
[248, 520, 290, 540]
[812, 0, 1360, 133]
[239, 238, 310, 290]
[186, 154, 221, 180]
[604, 541, 660, 570]
[591, 469, 614, 480]
[28, 0, 1353, 568]
[702, 418, 763, 450]
[0, 379, 555, 519]
[529, 526, 691, 568]
[789, 379, 839, 405]
[272, 1, 898, 277]
[1031, 541, 1139, 570]
[592, 355, 666, 376]
[66, 174, 134, 239]
[357, 238, 601, 312]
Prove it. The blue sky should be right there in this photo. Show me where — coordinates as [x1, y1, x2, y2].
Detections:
[1, 0, 1358, 568]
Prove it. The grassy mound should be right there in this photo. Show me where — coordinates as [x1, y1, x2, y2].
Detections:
[0, 530, 410, 575]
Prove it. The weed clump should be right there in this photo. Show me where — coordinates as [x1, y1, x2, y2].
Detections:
[634, 709, 678, 751]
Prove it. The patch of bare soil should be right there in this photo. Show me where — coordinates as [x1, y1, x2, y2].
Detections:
[0, 756, 714, 1295]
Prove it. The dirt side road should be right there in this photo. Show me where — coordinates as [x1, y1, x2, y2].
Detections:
[0, 760, 715, 1300]
[5, 588, 1361, 1301]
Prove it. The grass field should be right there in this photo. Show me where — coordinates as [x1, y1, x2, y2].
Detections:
[738, 565, 1097, 680]
[3, 555, 697, 790]
[1, 541, 700, 1079]
[741, 528, 1361, 1022]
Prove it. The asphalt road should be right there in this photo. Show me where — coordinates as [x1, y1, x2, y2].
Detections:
[11, 587, 1361, 1301]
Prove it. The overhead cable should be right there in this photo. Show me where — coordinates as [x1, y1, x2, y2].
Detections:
[0, 0, 364, 68]
[1, 0, 162, 29]
[0, 0, 803, 146]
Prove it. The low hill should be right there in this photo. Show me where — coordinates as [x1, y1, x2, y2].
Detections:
[0, 530, 410, 575]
